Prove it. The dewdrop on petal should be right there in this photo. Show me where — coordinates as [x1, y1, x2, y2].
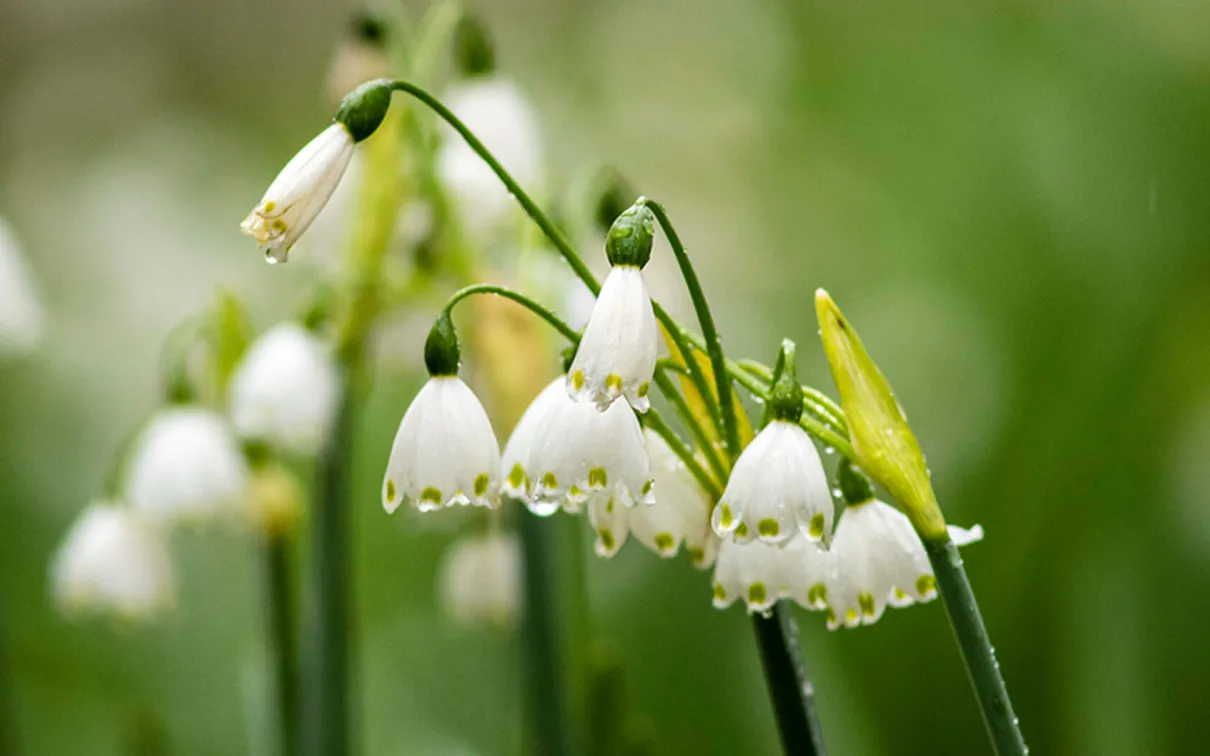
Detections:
[524, 373, 653, 515]
[242, 79, 393, 263]
[51, 503, 175, 620]
[382, 313, 500, 514]
[438, 531, 522, 628]
[566, 204, 659, 413]
[823, 461, 983, 630]
[712, 350, 832, 546]
[0, 218, 45, 355]
[629, 430, 712, 560]
[712, 537, 827, 616]
[124, 406, 249, 526]
[229, 323, 340, 456]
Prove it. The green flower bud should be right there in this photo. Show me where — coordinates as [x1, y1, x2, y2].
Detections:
[815, 289, 947, 541]
[605, 202, 654, 268]
[768, 340, 804, 424]
[836, 457, 874, 506]
[454, 15, 496, 77]
[334, 78, 393, 143]
[424, 311, 461, 377]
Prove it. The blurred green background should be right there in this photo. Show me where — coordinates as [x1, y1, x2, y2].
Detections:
[3, 0, 1210, 753]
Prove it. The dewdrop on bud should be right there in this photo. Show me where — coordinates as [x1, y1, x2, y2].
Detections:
[241, 79, 393, 263]
[124, 406, 249, 526]
[382, 313, 500, 513]
[566, 203, 659, 413]
[51, 503, 175, 620]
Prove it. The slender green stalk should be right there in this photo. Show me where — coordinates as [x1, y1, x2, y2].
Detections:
[518, 510, 577, 756]
[752, 604, 827, 756]
[261, 530, 300, 756]
[734, 359, 849, 435]
[652, 369, 728, 486]
[728, 366, 854, 457]
[925, 537, 1028, 756]
[443, 284, 580, 342]
[641, 199, 741, 463]
[653, 311, 725, 440]
[641, 408, 722, 501]
[303, 377, 356, 756]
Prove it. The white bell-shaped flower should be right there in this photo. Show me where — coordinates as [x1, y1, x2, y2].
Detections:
[509, 376, 653, 516]
[567, 266, 658, 413]
[629, 430, 712, 561]
[436, 77, 543, 238]
[382, 376, 500, 513]
[712, 420, 833, 546]
[438, 531, 521, 628]
[0, 218, 44, 355]
[125, 406, 249, 525]
[587, 492, 632, 558]
[241, 123, 356, 263]
[229, 323, 340, 456]
[712, 536, 828, 615]
[50, 503, 175, 619]
[824, 498, 984, 630]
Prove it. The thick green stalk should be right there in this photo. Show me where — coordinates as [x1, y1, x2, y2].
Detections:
[304, 376, 356, 756]
[518, 510, 577, 756]
[652, 369, 728, 486]
[261, 530, 300, 756]
[641, 199, 740, 463]
[751, 603, 827, 756]
[925, 538, 1028, 756]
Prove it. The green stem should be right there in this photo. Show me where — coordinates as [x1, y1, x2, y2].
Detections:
[925, 537, 1028, 756]
[751, 603, 827, 756]
[652, 310, 725, 440]
[443, 284, 580, 343]
[518, 510, 578, 756]
[303, 376, 356, 756]
[386, 80, 601, 296]
[261, 530, 300, 756]
[729, 367, 854, 458]
[735, 359, 849, 435]
[652, 369, 728, 487]
[641, 199, 741, 462]
[640, 408, 722, 501]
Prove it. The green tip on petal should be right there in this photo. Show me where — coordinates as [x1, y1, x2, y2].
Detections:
[815, 289, 947, 542]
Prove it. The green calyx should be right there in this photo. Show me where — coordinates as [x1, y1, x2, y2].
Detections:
[424, 311, 461, 376]
[454, 16, 495, 77]
[769, 340, 803, 423]
[837, 458, 874, 506]
[334, 79, 393, 143]
[605, 202, 654, 268]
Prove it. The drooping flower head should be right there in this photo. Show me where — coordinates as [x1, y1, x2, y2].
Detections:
[438, 531, 522, 628]
[382, 313, 500, 513]
[628, 429, 714, 564]
[50, 502, 175, 620]
[567, 204, 659, 413]
[124, 405, 249, 525]
[0, 218, 45, 356]
[501, 375, 653, 516]
[229, 322, 340, 456]
[242, 79, 393, 263]
[712, 354, 832, 546]
[712, 536, 830, 616]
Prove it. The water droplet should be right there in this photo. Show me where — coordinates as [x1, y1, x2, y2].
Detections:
[831, 487, 843, 499]
[823, 446, 835, 455]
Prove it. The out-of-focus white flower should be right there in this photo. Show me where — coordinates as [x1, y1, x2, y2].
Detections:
[712, 420, 833, 546]
[241, 123, 356, 264]
[229, 323, 340, 456]
[436, 77, 543, 238]
[502, 376, 653, 516]
[382, 377, 500, 514]
[628, 430, 713, 562]
[824, 498, 984, 630]
[125, 406, 249, 525]
[51, 502, 175, 619]
[0, 218, 45, 355]
[712, 536, 829, 615]
[566, 266, 658, 413]
[438, 531, 521, 628]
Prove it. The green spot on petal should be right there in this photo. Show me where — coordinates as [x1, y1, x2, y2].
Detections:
[606, 374, 623, 393]
[747, 582, 767, 606]
[507, 463, 527, 489]
[689, 547, 705, 564]
[807, 583, 827, 606]
[385, 479, 396, 503]
[570, 370, 584, 391]
[588, 467, 607, 488]
[825, 608, 837, 625]
[641, 479, 653, 495]
[599, 529, 615, 551]
[808, 513, 826, 539]
[473, 473, 489, 497]
[757, 518, 780, 537]
[542, 472, 558, 489]
[637, 382, 649, 398]
[653, 533, 674, 552]
[735, 522, 749, 538]
[845, 608, 858, 622]
[858, 592, 876, 616]
[916, 574, 936, 596]
[719, 504, 734, 528]
[420, 487, 442, 505]
[712, 583, 726, 601]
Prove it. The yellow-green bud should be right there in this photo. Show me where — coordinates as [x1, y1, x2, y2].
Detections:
[815, 289, 947, 541]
